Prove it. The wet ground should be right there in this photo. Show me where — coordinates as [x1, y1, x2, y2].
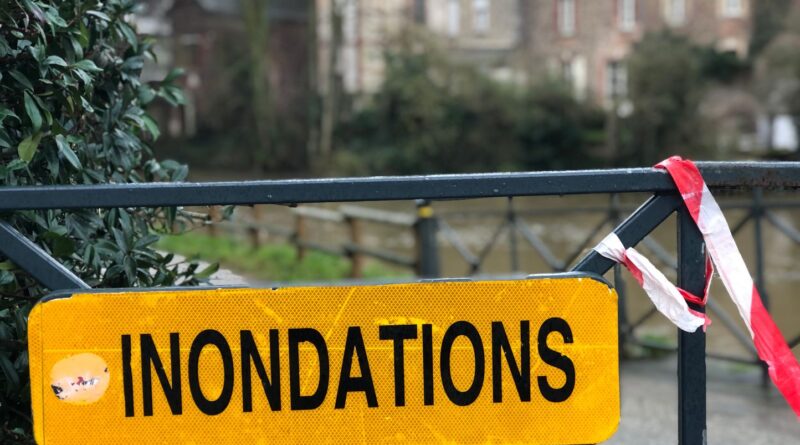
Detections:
[610, 357, 800, 444]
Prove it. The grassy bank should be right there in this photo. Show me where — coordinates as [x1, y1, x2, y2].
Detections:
[158, 232, 403, 282]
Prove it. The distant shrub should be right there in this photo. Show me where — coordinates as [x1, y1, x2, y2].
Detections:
[335, 33, 605, 174]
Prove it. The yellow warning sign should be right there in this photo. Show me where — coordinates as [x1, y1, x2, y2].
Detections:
[29, 275, 619, 444]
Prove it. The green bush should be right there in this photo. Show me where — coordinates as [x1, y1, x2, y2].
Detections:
[335, 33, 604, 174]
[0, 1, 203, 440]
[623, 32, 708, 164]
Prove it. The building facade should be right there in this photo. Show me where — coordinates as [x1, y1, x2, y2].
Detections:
[316, 0, 414, 95]
[320, 0, 754, 101]
[317, 0, 524, 94]
[424, 0, 524, 81]
[525, 0, 752, 104]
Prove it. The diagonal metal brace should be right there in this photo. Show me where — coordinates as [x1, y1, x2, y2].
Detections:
[0, 220, 89, 291]
[572, 193, 683, 275]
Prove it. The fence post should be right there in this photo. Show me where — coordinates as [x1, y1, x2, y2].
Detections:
[609, 194, 631, 354]
[677, 205, 707, 445]
[248, 206, 262, 248]
[507, 197, 519, 273]
[752, 187, 770, 387]
[294, 213, 306, 260]
[207, 205, 220, 237]
[347, 215, 363, 278]
[614, 263, 629, 357]
[415, 200, 440, 278]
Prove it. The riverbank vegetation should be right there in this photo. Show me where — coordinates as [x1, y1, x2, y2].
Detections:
[158, 233, 403, 282]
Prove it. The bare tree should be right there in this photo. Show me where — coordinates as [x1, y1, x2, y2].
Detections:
[242, 0, 274, 170]
[319, 0, 345, 163]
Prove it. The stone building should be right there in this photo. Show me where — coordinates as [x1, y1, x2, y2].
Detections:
[524, 0, 752, 104]
[316, 0, 414, 95]
[316, 0, 525, 94]
[319, 0, 753, 102]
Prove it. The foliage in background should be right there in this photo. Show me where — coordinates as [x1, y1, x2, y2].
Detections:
[750, 0, 794, 57]
[0, 1, 203, 440]
[156, 5, 309, 173]
[625, 32, 704, 164]
[334, 33, 605, 175]
[620, 32, 750, 165]
[158, 233, 402, 282]
[756, 8, 800, 125]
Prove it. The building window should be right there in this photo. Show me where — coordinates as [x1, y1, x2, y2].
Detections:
[606, 60, 628, 101]
[448, 0, 461, 36]
[473, 0, 490, 33]
[560, 56, 587, 100]
[664, 0, 685, 26]
[619, 0, 636, 31]
[558, 0, 576, 37]
[721, 0, 744, 18]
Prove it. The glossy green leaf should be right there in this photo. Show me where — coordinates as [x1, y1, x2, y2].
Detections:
[123, 256, 137, 282]
[71, 59, 102, 73]
[9, 70, 34, 90]
[44, 55, 67, 67]
[17, 132, 43, 163]
[43, 232, 76, 258]
[68, 36, 84, 59]
[0, 36, 10, 57]
[0, 107, 19, 124]
[23, 91, 42, 131]
[43, 6, 68, 28]
[195, 262, 220, 280]
[0, 129, 11, 148]
[55, 134, 81, 169]
[86, 10, 111, 21]
[134, 234, 160, 249]
[141, 114, 160, 140]
[0, 270, 14, 286]
[163, 67, 185, 83]
[116, 23, 137, 50]
[73, 68, 92, 85]
[23, 0, 45, 24]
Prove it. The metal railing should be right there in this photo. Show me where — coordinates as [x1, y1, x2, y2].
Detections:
[3, 161, 800, 444]
[207, 191, 800, 386]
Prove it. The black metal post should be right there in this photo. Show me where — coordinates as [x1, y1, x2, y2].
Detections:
[415, 200, 440, 278]
[507, 197, 519, 273]
[752, 188, 770, 387]
[0, 221, 90, 291]
[677, 206, 707, 445]
[614, 263, 629, 357]
[609, 194, 630, 356]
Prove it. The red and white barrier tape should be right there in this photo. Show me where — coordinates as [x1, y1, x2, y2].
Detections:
[594, 156, 800, 417]
[595, 232, 711, 332]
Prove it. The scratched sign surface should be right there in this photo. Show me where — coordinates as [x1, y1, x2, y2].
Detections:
[29, 276, 619, 444]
